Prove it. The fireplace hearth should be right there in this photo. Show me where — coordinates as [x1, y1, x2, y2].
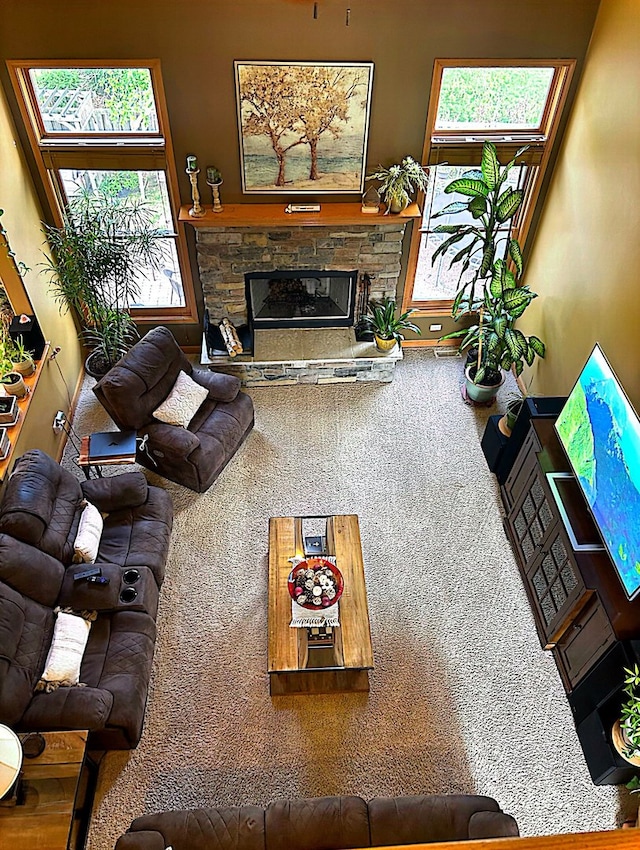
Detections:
[246, 269, 357, 329]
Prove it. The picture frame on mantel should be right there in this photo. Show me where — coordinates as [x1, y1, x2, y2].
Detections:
[234, 60, 374, 195]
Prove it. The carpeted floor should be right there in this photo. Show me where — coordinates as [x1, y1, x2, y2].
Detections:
[63, 350, 631, 849]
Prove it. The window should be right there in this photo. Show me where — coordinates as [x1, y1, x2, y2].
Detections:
[403, 60, 575, 317]
[7, 61, 196, 321]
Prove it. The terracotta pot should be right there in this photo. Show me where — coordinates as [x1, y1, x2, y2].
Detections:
[374, 334, 397, 352]
[612, 719, 640, 766]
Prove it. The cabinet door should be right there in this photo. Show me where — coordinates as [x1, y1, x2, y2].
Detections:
[554, 597, 616, 690]
[508, 470, 557, 570]
[502, 426, 541, 511]
[526, 525, 589, 647]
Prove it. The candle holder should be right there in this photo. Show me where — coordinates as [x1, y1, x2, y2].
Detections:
[206, 179, 224, 213]
[186, 168, 205, 218]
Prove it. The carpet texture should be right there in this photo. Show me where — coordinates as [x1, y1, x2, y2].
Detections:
[62, 351, 629, 848]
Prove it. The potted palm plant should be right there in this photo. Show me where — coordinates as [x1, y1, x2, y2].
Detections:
[43, 192, 169, 378]
[366, 156, 429, 213]
[361, 297, 421, 351]
[433, 141, 545, 401]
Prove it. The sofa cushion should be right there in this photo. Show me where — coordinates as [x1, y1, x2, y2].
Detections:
[0, 450, 84, 565]
[468, 809, 519, 838]
[125, 806, 266, 850]
[0, 534, 65, 606]
[38, 611, 92, 690]
[368, 794, 506, 846]
[265, 796, 370, 850]
[0, 581, 55, 724]
[153, 370, 209, 428]
[73, 501, 103, 564]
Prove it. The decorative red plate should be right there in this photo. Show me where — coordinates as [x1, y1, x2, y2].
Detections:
[287, 557, 344, 610]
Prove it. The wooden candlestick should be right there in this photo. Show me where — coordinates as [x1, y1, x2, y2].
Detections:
[207, 179, 224, 213]
[186, 168, 205, 218]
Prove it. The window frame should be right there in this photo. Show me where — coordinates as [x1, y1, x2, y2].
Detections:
[403, 58, 576, 318]
[6, 58, 198, 324]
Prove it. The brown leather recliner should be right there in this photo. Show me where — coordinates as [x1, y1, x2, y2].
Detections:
[0, 450, 173, 749]
[93, 327, 254, 493]
[114, 794, 519, 850]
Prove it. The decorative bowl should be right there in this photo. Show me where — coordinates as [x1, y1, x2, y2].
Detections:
[288, 557, 344, 610]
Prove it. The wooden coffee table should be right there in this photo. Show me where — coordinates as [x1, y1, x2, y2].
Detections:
[268, 514, 373, 696]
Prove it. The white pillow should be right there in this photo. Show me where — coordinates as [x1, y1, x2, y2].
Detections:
[73, 500, 103, 564]
[152, 370, 208, 428]
[39, 612, 91, 689]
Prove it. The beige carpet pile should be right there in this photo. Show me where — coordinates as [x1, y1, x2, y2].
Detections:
[62, 350, 628, 849]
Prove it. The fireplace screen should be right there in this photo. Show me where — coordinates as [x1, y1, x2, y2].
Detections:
[245, 269, 357, 329]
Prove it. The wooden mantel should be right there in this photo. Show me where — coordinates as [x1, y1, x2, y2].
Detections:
[179, 202, 421, 228]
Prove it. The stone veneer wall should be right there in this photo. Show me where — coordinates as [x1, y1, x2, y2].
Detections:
[195, 222, 409, 323]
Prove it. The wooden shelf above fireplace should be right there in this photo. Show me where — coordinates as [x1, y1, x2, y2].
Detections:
[179, 202, 421, 228]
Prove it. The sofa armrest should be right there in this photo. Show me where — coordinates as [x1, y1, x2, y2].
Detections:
[58, 563, 123, 610]
[468, 810, 520, 839]
[0, 533, 64, 606]
[115, 832, 166, 850]
[20, 684, 114, 730]
[191, 368, 240, 402]
[81, 472, 148, 512]
[144, 421, 200, 457]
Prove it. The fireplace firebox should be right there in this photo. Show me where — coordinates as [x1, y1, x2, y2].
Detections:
[245, 269, 357, 329]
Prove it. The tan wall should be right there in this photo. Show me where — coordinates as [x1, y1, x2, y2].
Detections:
[0, 0, 599, 343]
[520, 0, 640, 407]
[0, 82, 83, 467]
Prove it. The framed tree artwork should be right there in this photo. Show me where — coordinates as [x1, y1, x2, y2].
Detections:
[234, 61, 374, 194]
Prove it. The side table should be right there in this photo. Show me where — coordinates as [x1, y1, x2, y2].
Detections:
[0, 730, 97, 850]
[77, 430, 138, 479]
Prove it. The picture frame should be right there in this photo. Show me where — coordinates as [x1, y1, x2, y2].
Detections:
[234, 60, 374, 195]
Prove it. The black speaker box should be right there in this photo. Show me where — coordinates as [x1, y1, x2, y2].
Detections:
[9, 314, 46, 360]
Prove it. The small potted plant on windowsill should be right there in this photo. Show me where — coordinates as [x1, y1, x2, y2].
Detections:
[361, 297, 421, 352]
[366, 156, 429, 214]
[8, 335, 35, 377]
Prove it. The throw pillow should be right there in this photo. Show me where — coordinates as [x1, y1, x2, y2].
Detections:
[73, 500, 103, 564]
[152, 369, 208, 428]
[37, 611, 91, 691]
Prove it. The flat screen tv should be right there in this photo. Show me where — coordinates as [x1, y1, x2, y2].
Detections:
[555, 343, 640, 600]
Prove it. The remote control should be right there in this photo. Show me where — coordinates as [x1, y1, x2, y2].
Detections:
[73, 566, 101, 581]
[87, 575, 110, 585]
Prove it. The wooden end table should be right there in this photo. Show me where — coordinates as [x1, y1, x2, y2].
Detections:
[0, 730, 96, 850]
[268, 514, 373, 696]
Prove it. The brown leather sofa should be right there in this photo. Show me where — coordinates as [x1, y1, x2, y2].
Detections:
[93, 326, 254, 492]
[114, 794, 519, 849]
[0, 450, 173, 749]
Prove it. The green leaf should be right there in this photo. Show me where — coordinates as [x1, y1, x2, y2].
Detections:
[479, 241, 495, 276]
[434, 224, 467, 233]
[503, 288, 532, 314]
[493, 315, 507, 338]
[486, 332, 500, 353]
[524, 345, 535, 366]
[503, 269, 517, 290]
[496, 189, 524, 223]
[432, 201, 469, 218]
[468, 195, 487, 219]
[481, 142, 500, 190]
[444, 178, 489, 198]
[529, 336, 546, 357]
[431, 231, 468, 264]
[474, 366, 486, 385]
[500, 351, 513, 371]
[514, 358, 524, 377]
[449, 243, 474, 266]
[489, 275, 502, 299]
[509, 239, 523, 275]
[505, 328, 523, 358]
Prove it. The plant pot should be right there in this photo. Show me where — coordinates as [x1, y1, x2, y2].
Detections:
[374, 334, 398, 352]
[1, 372, 28, 398]
[464, 364, 504, 403]
[84, 350, 112, 380]
[387, 197, 409, 214]
[11, 356, 35, 377]
[612, 719, 640, 766]
[498, 414, 512, 437]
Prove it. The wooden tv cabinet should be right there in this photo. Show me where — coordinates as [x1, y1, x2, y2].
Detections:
[502, 417, 640, 784]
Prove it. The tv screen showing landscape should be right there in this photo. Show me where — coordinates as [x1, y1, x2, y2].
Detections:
[555, 344, 640, 599]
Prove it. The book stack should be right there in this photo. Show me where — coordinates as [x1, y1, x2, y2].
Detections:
[79, 430, 137, 467]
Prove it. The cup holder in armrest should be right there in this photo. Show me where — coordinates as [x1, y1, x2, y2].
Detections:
[119, 586, 138, 604]
[123, 569, 140, 585]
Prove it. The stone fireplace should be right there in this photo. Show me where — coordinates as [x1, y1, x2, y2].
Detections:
[184, 204, 418, 385]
